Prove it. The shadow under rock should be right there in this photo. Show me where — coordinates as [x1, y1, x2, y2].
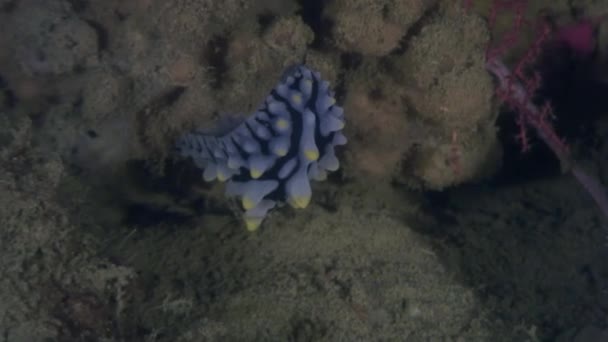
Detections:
[407, 180, 608, 341]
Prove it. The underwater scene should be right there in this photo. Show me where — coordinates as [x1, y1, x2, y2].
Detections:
[2, 0, 608, 341]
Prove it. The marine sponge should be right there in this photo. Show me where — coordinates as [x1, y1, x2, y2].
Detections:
[176, 65, 346, 231]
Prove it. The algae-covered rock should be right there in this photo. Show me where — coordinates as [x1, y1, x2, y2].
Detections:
[401, 125, 502, 190]
[2, 0, 98, 76]
[394, 4, 499, 189]
[2, 0, 605, 341]
[338, 4, 498, 190]
[340, 61, 415, 183]
[327, 0, 438, 56]
[304, 50, 342, 85]
[220, 15, 314, 114]
[398, 6, 492, 133]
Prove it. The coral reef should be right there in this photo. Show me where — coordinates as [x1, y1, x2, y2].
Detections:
[327, 0, 438, 56]
[338, 3, 498, 189]
[3, 1, 98, 76]
[0, 98, 133, 342]
[1, 0, 607, 341]
[341, 62, 414, 181]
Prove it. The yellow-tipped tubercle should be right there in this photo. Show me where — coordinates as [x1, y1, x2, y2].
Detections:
[245, 217, 262, 231]
[276, 118, 289, 130]
[291, 93, 302, 105]
[274, 148, 287, 156]
[217, 171, 227, 182]
[304, 149, 319, 161]
[242, 196, 255, 210]
[250, 168, 263, 179]
[291, 195, 311, 209]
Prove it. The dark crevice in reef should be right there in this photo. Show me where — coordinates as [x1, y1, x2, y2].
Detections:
[536, 45, 608, 151]
[122, 203, 192, 228]
[121, 160, 197, 228]
[202, 35, 229, 89]
[66, 0, 88, 13]
[86, 129, 98, 138]
[3, 89, 17, 109]
[128, 160, 203, 200]
[257, 11, 277, 35]
[333, 52, 362, 102]
[162, 86, 186, 106]
[296, 0, 333, 49]
[340, 52, 363, 71]
[390, 2, 440, 56]
[494, 111, 562, 185]
[0, 75, 17, 109]
[0, 0, 17, 12]
[137, 86, 186, 118]
[84, 19, 109, 53]
[120, 160, 233, 228]
[133, 86, 185, 153]
[2, 89, 15, 109]
[492, 35, 608, 186]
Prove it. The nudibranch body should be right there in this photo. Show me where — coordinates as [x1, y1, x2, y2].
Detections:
[176, 65, 346, 230]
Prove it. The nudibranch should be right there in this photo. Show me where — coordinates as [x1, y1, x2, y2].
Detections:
[175, 65, 346, 230]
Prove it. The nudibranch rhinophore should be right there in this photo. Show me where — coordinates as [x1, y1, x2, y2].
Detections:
[175, 65, 346, 231]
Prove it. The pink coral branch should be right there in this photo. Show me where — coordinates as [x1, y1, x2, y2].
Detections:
[473, 0, 608, 219]
[461, 1, 608, 218]
[485, 58, 569, 164]
[486, 54, 608, 220]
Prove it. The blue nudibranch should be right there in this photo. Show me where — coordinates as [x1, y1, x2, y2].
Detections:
[176, 65, 346, 230]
